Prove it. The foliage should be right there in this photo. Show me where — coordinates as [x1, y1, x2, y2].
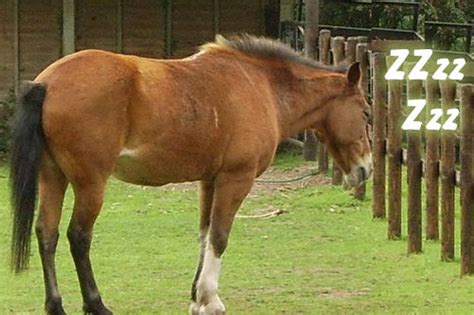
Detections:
[302, 0, 472, 52]
[419, 0, 469, 51]
[372, 4, 416, 30]
[319, 2, 370, 28]
[0, 89, 15, 154]
[0, 154, 471, 314]
[318, 1, 416, 30]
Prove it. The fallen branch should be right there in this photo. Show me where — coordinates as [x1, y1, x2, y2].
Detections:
[283, 137, 304, 149]
[255, 169, 319, 184]
[237, 209, 286, 219]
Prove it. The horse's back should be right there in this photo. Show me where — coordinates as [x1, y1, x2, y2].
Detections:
[34, 49, 280, 186]
[123, 52, 281, 182]
[114, 55, 249, 184]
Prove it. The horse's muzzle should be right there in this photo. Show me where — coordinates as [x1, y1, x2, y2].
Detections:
[344, 154, 372, 187]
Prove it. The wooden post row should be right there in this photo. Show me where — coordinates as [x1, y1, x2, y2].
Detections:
[367, 50, 473, 270]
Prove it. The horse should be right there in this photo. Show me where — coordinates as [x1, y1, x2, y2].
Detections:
[9, 35, 372, 315]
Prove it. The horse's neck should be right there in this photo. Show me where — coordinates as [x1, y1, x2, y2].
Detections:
[275, 72, 344, 140]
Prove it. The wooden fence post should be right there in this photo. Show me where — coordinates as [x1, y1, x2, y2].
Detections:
[344, 37, 357, 62]
[213, 0, 220, 34]
[116, 0, 123, 53]
[356, 42, 369, 94]
[62, 0, 75, 55]
[460, 84, 474, 275]
[331, 36, 345, 185]
[356, 36, 368, 44]
[332, 36, 345, 65]
[319, 31, 330, 60]
[440, 81, 456, 262]
[386, 56, 403, 240]
[13, 0, 19, 96]
[317, 29, 331, 173]
[407, 77, 423, 254]
[302, 0, 319, 161]
[165, 0, 173, 58]
[352, 42, 369, 200]
[425, 78, 440, 240]
[371, 52, 386, 218]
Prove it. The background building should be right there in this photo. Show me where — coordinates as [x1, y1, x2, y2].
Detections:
[0, 0, 281, 100]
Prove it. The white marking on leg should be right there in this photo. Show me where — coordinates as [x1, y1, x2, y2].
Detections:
[196, 243, 225, 314]
[198, 244, 221, 302]
[189, 301, 201, 315]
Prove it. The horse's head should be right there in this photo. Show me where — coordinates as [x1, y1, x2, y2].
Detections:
[314, 62, 372, 187]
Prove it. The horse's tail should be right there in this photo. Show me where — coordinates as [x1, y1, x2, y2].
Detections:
[9, 81, 47, 273]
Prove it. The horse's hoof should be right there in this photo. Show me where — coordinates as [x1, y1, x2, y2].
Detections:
[199, 301, 226, 315]
[189, 301, 201, 315]
[83, 299, 113, 315]
[45, 297, 66, 315]
[47, 307, 66, 315]
[83, 307, 113, 315]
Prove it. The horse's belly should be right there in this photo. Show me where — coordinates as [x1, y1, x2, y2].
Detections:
[112, 147, 207, 186]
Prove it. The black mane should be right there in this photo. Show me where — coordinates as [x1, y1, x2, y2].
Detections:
[204, 34, 348, 74]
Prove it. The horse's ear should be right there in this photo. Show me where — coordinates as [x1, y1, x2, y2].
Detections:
[346, 62, 361, 87]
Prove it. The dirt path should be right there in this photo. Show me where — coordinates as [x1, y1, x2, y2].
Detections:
[158, 163, 330, 195]
[251, 164, 330, 194]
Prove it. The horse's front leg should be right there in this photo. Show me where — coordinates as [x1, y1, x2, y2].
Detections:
[190, 169, 255, 315]
[68, 180, 112, 315]
[190, 181, 215, 314]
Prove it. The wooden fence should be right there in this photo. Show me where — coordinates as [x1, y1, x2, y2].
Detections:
[371, 51, 474, 275]
[298, 29, 474, 275]
[0, 0, 273, 101]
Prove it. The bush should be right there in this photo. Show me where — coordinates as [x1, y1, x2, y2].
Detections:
[0, 89, 16, 154]
[421, 0, 469, 51]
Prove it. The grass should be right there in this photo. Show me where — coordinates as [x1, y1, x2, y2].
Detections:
[1, 152, 473, 314]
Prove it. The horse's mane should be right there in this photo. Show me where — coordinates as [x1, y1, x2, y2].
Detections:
[201, 34, 348, 74]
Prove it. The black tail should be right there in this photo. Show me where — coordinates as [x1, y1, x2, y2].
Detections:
[9, 81, 47, 273]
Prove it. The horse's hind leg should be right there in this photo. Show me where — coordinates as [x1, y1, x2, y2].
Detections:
[68, 178, 112, 315]
[36, 158, 68, 315]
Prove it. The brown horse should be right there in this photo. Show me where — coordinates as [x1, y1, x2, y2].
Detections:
[9, 35, 371, 315]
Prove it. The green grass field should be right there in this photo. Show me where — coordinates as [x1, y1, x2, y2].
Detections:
[1, 153, 473, 314]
